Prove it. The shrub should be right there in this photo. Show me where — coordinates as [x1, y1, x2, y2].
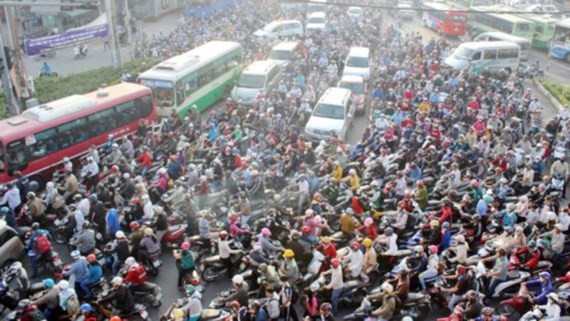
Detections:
[540, 79, 570, 106]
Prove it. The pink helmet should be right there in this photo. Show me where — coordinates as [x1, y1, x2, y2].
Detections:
[261, 228, 271, 237]
[181, 242, 191, 250]
[364, 217, 374, 227]
[314, 215, 323, 224]
[429, 245, 439, 254]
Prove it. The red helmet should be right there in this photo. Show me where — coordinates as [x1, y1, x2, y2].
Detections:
[301, 226, 311, 235]
[229, 213, 238, 222]
[220, 230, 229, 238]
[86, 254, 97, 263]
[168, 132, 174, 138]
[130, 221, 139, 229]
[133, 197, 141, 205]
[169, 155, 176, 161]
[417, 180, 424, 187]
[471, 180, 479, 188]
[351, 241, 360, 251]
[111, 165, 119, 173]
[404, 191, 412, 198]
[331, 258, 341, 268]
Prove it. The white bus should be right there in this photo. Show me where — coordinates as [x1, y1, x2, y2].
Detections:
[138, 41, 242, 118]
[474, 31, 531, 60]
[444, 41, 521, 74]
[307, 0, 327, 16]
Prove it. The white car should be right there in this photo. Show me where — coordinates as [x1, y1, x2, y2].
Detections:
[304, 88, 353, 141]
[346, 6, 363, 22]
[306, 12, 326, 32]
[253, 20, 304, 40]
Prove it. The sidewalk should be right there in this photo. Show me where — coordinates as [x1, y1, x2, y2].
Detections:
[20, 11, 182, 77]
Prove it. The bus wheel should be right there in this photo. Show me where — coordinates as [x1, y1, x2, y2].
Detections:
[29, 175, 45, 192]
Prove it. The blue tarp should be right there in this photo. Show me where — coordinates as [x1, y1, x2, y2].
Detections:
[185, 0, 244, 18]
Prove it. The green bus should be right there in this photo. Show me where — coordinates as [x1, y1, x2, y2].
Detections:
[468, 6, 536, 42]
[452, 0, 491, 10]
[138, 41, 243, 118]
[516, 14, 556, 50]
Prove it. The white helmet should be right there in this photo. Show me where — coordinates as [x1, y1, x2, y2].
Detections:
[158, 168, 167, 175]
[232, 275, 244, 285]
[141, 194, 150, 201]
[115, 231, 125, 239]
[58, 280, 70, 290]
[111, 276, 123, 286]
[125, 257, 136, 267]
[123, 173, 131, 180]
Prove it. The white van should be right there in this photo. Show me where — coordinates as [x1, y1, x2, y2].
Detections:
[343, 47, 371, 80]
[253, 20, 304, 40]
[268, 41, 301, 69]
[474, 32, 531, 61]
[444, 41, 521, 74]
[231, 60, 281, 105]
[307, 0, 327, 17]
[306, 12, 326, 32]
[304, 88, 354, 141]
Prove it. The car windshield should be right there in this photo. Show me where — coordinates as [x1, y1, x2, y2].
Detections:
[139, 79, 175, 107]
[313, 103, 345, 120]
[339, 81, 364, 94]
[346, 56, 368, 68]
[308, 17, 325, 23]
[348, 8, 361, 14]
[238, 74, 266, 88]
[263, 23, 277, 32]
[453, 47, 473, 60]
[269, 50, 291, 60]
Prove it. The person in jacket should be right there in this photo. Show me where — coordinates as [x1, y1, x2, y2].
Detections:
[80, 254, 103, 299]
[139, 228, 161, 265]
[371, 283, 397, 321]
[100, 277, 134, 316]
[175, 241, 196, 288]
[31, 278, 61, 321]
[223, 275, 249, 308]
[105, 204, 120, 239]
[524, 271, 554, 305]
[264, 287, 280, 321]
[26, 192, 46, 224]
[109, 231, 130, 275]
[322, 258, 343, 314]
[343, 241, 364, 279]
[419, 245, 440, 291]
[70, 222, 96, 255]
[63, 251, 90, 298]
[150, 168, 169, 196]
[185, 285, 203, 321]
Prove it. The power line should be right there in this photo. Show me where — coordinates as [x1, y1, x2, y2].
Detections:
[281, 0, 570, 15]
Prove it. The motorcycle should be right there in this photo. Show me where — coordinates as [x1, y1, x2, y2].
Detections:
[1, 262, 30, 299]
[200, 245, 245, 283]
[73, 44, 88, 59]
[128, 282, 163, 308]
[311, 275, 366, 308]
[161, 301, 229, 321]
[475, 260, 530, 299]
[97, 290, 151, 321]
[28, 249, 64, 276]
[142, 251, 163, 277]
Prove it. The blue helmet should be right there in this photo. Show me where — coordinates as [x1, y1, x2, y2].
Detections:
[80, 303, 92, 312]
[539, 271, 551, 281]
[42, 279, 55, 288]
[0, 207, 8, 213]
[88, 194, 98, 202]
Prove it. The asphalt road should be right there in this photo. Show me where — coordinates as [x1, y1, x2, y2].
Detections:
[12, 9, 568, 321]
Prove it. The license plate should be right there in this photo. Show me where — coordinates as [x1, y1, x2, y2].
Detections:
[54, 258, 62, 266]
[156, 293, 163, 302]
[140, 310, 148, 319]
[54, 219, 61, 225]
[153, 260, 161, 268]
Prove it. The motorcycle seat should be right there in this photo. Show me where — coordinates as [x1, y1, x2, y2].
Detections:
[205, 255, 221, 262]
[507, 271, 520, 279]
[168, 225, 182, 232]
[201, 309, 222, 320]
[405, 292, 426, 303]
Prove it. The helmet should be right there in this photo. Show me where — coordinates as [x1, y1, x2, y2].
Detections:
[261, 227, 271, 237]
[111, 165, 119, 173]
[115, 231, 125, 239]
[539, 271, 551, 280]
[548, 292, 560, 302]
[331, 258, 341, 268]
[232, 274, 244, 285]
[364, 217, 374, 226]
[229, 213, 238, 222]
[322, 236, 331, 244]
[58, 280, 70, 290]
[305, 209, 315, 216]
[362, 238, 372, 248]
[88, 194, 98, 202]
[27, 191, 36, 199]
[314, 216, 323, 224]
[185, 285, 196, 295]
[471, 180, 479, 188]
[301, 226, 311, 235]
[381, 282, 394, 293]
[320, 303, 332, 311]
[482, 307, 494, 316]
[80, 303, 92, 313]
[430, 220, 440, 227]
[71, 250, 81, 259]
[42, 278, 55, 288]
[112, 143, 118, 149]
[111, 276, 123, 286]
[442, 222, 450, 229]
[125, 257, 136, 267]
[130, 221, 139, 229]
[18, 299, 31, 310]
[351, 241, 360, 250]
[181, 241, 191, 250]
[404, 190, 412, 198]
[310, 283, 319, 292]
[110, 317, 122, 321]
[141, 194, 150, 201]
[258, 263, 268, 271]
[32, 222, 40, 229]
[86, 254, 97, 263]
[228, 301, 240, 309]
[528, 240, 537, 248]
[283, 249, 295, 258]
[0, 207, 8, 213]
[123, 173, 131, 180]
[417, 180, 424, 187]
[429, 245, 439, 254]
[158, 168, 167, 175]
[219, 230, 229, 238]
[402, 317, 414, 321]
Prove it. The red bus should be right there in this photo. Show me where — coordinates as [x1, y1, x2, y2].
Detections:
[0, 83, 156, 187]
[421, 2, 468, 36]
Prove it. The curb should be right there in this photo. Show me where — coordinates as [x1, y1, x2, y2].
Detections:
[532, 78, 563, 111]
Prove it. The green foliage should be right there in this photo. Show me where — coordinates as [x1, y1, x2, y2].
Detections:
[0, 57, 158, 118]
[540, 78, 570, 106]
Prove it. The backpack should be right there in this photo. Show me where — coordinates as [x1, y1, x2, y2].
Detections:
[35, 233, 52, 254]
[65, 293, 80, 315]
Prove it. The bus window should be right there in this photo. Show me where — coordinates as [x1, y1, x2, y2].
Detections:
[137, 95, 153, 118]
[517, 23, 532, 32]
[483, 49, 497, 60]
[182, 73, 198, 97]
[176, 82, 185, 107]
[498, 48, 518, 59]
[7, 140, 31, 173]
[472, 51, 482, 60]
[32, 127, 58, 159]
[0, 143, 4, 172]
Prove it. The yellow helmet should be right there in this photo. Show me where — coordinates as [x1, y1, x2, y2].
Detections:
[172, 309, 184, 320]
[283, 249, 295, 258]
[362, 238, 373, 248]
[322, 236, 332, 244]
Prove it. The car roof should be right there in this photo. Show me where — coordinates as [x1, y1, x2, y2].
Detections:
[319, 88, 352, 105]
[348, 47, 369, 57]
[242, 60, 278, 74]
[339, 75, 364, 83]
[272, 41, 300, 51]
[308, 12, 326, 18]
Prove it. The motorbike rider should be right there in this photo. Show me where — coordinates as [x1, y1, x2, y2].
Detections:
[26, 192, 46, 225]
[70, 222, 96, 255]
[108, 230, 131, 275]
[521, 292, 561, 321]
[440, 265, 472, 311]
[88, 194, 106, 238]
[175, 241, 196, 288]
[14, 299, 46, 321]
[370, 283, 397, 321]
[78, 303, 98, 321]
[182, 285, 202, 321]
[304, 302, 334, 321]
[100, 277, 134, 317]
[258, 227, 282, 255]
[258, 263, 280, 291]
[386, 268, 410, 303]
[223, 275, 249, 308]
[122, 257, 149, 292]
[27, 223, 52, 278]
[484, 248, 509, 296]
[279, 249, 299, 284]
[63, 250, 89, 298]
[522, 271, 553, 306]
[218, 230, 242, 277]
[81, 254, 103, 299]
[321, 257, 343, 314]
[138, 227, 161, 266]
[419, 245, 440, 292]
[343, 241, 364, 280]
[30, 278, 60, 321]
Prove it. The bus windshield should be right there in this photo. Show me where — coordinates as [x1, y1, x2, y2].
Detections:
[346, 56, 368, 68]
[451, 15, 467, 23]
[453, 47, 473, 59]
[313, 103, 345, 119]
[139, 79, 175, 108]
[238, 74, 266, 88]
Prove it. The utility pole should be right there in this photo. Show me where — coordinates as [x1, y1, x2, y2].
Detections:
[0, 29, 21, 116]
[105, 0, 122, 69]
[5, 6, 30, 101]
[124, 0, 132, 46]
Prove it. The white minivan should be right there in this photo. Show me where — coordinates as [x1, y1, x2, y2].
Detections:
[444, 41, 521, 74]
[306, 12, 326, 32]
[231, 60, 281, 105]
[343, 47, 371, 80]
[253, 20, 304, 40]
[474, 32, 531, 61]
[268, 41, 301, 69]
[304, 88, 353, 141]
